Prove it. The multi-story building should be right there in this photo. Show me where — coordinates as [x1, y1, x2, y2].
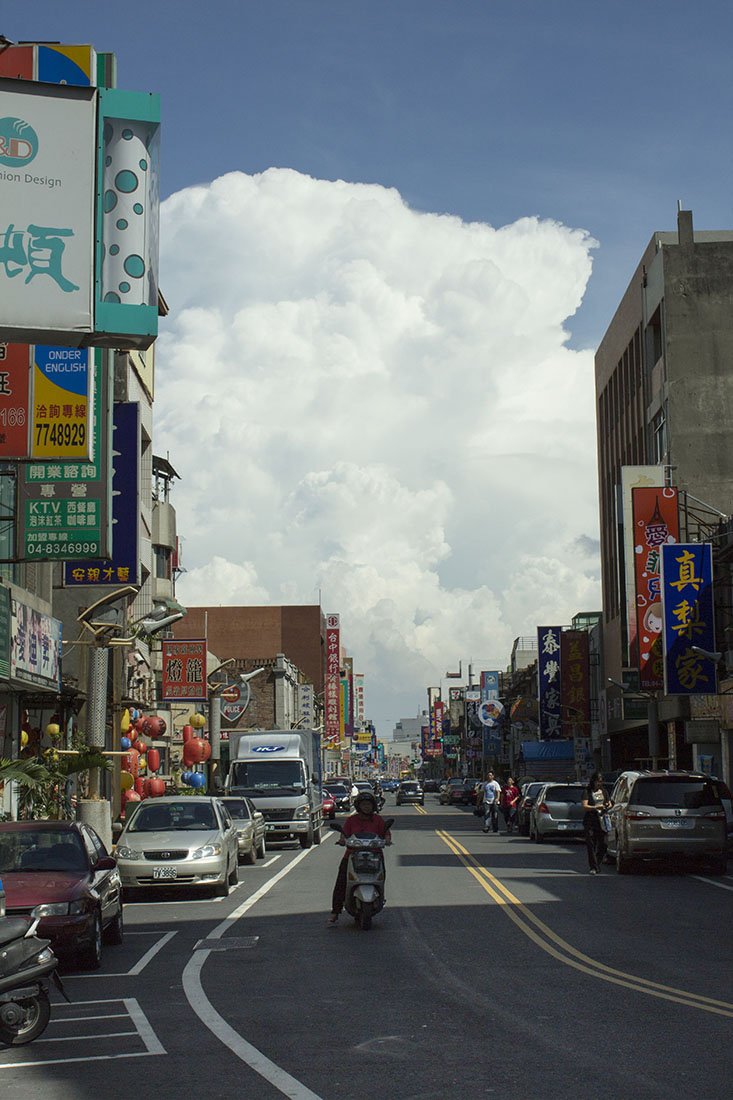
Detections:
[595, 207, 733, 774]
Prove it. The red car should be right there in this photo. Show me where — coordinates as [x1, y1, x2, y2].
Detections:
[322, 792, 337, 820]
[0, 820, 124, 969]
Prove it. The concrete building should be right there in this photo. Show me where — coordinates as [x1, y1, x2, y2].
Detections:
[595, 207, 733, 772]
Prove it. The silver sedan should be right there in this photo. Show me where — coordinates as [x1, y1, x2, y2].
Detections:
[219, 796, 267, 864]
[115, 796, 239, 897]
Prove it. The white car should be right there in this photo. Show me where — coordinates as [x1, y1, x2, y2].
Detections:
[115, 796, 239, 897]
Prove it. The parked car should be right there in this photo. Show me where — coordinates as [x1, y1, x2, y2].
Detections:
[517, 782, 545, 836]
[439, 778, 475, 805]
[606, 771, 727, 874]
[0, 819, 123, 969]
[396, 781, 424, 806]
[115, 795, 240, 897]
[529, 783, 586, 842]
[219, 796, 267, 863]
[323, 782, 350, 813]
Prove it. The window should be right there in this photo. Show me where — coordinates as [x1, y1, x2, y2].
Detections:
[651, 408, 667, 463]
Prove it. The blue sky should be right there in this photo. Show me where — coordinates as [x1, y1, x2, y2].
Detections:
[5, 0, 732, 349]
[3, 2, 732, 730]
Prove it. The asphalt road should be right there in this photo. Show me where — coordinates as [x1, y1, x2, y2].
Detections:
[2, 798, 732, 1100]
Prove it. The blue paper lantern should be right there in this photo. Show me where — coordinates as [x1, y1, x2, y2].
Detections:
[190, 772, 206, 789]
[121, 736, 131, 750]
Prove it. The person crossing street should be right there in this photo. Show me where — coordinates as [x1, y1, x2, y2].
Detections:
[481, 771, 501, 833]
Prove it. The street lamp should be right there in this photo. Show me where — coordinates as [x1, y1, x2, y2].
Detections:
[207, 664, 266, 792]
[607, 677, 661, 768]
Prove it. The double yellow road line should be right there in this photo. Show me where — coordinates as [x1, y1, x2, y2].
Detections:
[436, 829, 733, 1018]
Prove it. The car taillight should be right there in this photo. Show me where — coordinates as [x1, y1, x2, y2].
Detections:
[537, 802, 549, 815]
[703, 810, 726, 819]
[624, 810, 651, 820]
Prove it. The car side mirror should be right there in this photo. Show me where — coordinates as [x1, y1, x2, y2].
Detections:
[96, 856, 117, 871]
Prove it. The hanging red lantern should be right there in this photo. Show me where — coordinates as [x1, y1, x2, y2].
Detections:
[182, 724, 194, 743]
[147, 748, 160, 773]
[144, 776, 166, 798]
[183, 738, 211, 767]
[143, 716, 167, 738]
[129, 728, 138, 743]
[134, 776, 145, 796]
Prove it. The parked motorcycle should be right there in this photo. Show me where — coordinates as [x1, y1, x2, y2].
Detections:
[329, 818, 394, 930]
[0, 916, 69, 1046]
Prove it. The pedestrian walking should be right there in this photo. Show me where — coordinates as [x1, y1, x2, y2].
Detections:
[501, 776, 520, 834]
[481, 771, 501, 833]
[581, 771, 611, 874]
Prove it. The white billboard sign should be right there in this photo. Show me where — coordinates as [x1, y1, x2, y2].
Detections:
[0, 78, 96, 340]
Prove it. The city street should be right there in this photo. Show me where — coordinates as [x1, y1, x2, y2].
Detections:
[2, 796, 731, 1100]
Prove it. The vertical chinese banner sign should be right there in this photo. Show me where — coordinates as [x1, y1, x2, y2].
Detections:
[537, 626, 563, 739]
[632, 487, 679, 690]
[324, 614, 341, 747]
[560, 630, 590, 738]
[661, 544, 717, 695]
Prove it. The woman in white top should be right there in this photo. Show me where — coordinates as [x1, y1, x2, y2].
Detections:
[581, 771, 610, 874]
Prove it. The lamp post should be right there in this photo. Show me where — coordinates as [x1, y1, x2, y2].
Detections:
[607, 677, 661, 769]
[207, 664, 265, 793]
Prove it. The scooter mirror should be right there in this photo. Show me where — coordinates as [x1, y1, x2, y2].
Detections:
[383, 818, 395, 829]
[328, 821, 344, 832]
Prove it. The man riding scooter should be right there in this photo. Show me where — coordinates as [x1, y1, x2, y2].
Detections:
[327, 791, 392, 926]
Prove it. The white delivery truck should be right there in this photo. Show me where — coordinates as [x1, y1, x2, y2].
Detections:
[225, 730, 323, 847]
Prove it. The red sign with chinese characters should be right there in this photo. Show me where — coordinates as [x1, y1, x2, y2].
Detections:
[0, 344, 31, 458]
[324, 614, 341, 746]
[632, 487, 679, 690]
[161, 639, 207, 702]
[560, 630, 590, 737]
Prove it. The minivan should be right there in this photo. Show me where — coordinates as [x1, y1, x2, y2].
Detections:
[606, 771, 727, 874]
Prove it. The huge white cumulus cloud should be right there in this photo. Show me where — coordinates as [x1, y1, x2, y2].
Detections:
[155, 168, 600, 731]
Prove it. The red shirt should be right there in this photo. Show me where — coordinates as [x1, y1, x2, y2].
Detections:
[343, 812, 391, 839]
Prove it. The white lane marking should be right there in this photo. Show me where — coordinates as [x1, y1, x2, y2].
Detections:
[35, 1031, 138, 1043]
[125, 997, 167, 1054]
[0, 998, 165, 1068]
[692, 875, 733, 891]
[262, 855, 281, 867]
[182, 847, 324, 1100]
[63, 930, 178, 979]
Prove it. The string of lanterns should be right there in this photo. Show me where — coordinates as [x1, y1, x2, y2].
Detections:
[119, 708, 211, 813]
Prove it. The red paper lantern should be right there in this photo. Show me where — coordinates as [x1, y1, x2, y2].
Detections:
[182, 724, 194, 743]
[143, 716, 167, 738]
[147, 748, 160, 773]
[183, 737, 211, 767]
[134, 776, 145, 796]
[144, 776, 166, 798]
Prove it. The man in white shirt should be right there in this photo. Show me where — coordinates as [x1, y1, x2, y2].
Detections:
[482, 772, 501, 834]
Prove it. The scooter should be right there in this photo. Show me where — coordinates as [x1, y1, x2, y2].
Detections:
[329, 818, 394, 930]
[0, 917, 69, 1046]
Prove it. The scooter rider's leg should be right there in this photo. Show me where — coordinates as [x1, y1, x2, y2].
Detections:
[329, 857, 348, 924]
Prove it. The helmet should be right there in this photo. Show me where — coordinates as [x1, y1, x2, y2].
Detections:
[354, 791, 377, 813]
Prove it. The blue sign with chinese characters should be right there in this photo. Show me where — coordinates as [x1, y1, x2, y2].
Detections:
[661, 543, 717, 695]
[537, 626, 563, 739]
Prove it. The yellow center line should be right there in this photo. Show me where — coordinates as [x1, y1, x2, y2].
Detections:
[435, 829, 733, 1018]
[413, 805, 428, 815]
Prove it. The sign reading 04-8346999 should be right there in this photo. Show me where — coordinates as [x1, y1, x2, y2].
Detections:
[0, 73, 160, 350]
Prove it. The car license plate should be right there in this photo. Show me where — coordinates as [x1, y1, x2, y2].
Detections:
[660, 819, 694, 830]
[152, 866, 178, 879]
[559, 823, 581, 830]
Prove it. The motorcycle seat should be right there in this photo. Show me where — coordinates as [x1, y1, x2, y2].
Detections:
[0, 918, 33, 946]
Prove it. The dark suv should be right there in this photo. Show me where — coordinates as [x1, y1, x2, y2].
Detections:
[607, 771, 727, 874]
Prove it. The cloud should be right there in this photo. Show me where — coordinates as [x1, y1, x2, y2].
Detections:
[156, 168, 599, 733]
